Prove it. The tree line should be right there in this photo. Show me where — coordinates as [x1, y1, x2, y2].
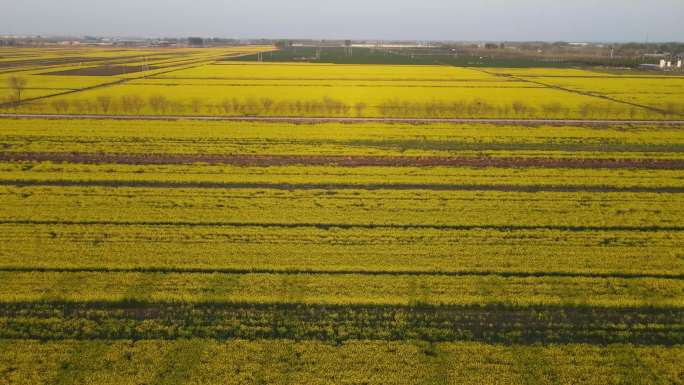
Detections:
[21, 97, 681, 119]
[3, 76, 682, 119]
[2, 76, 28, 106]
[5, 94, 681, 119]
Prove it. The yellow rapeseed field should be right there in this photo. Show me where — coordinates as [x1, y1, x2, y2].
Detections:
[3, 50, 682, 119]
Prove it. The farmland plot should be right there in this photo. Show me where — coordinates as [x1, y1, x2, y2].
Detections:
[0, 46, 683, 383]
[0, 115, 683, 383]
[2, 51, 683, 119]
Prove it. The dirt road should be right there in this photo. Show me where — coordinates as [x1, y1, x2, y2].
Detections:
[2, 113, 684, 125]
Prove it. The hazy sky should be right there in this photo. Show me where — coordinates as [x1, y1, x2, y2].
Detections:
[2, 0, 683, 42]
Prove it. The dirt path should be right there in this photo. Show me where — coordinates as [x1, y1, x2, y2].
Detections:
[2, 266, 680, 280]
[473, 67, 676, 116]
[2, 179, 682, 193]
[3, 152, 683, 169]
[2, 219, 683, 232]
[0, 52, 248, 109]
[1, 113, 684, 126]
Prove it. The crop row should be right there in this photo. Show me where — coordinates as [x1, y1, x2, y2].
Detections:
[2, 339, 681, 385]
[5, 137, 683, 160]
[5, 118, 679, 144]
[1, 302, 682, 344]
[1, 186, 681, 227]
[2, 119, 682, 159]
[0, 271, 682, 307]
[2, 162, 684, 189]
[0, 223, 681, 276]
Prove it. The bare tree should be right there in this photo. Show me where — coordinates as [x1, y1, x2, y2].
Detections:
[511, 101, 530, 117]
[260, 98, 274, 113]
[148, 95, 169, 114]
[541, 102, 563, 118]
[71, 99, 87, 114]
[579, 103, 593, 119]
[96, 96, 113, 114]
[190, 98, 203, 114]
[244, 98, 260, 115]
[354, 102, 367, 117]
[169, 100, 184, 114]
[7, 76, 28, 106]
[220, 99, 233, 114]
[628, 107, 638, 119]
[130, 96, 145, 114]
[51, 99, 70, 113]
[231, 98, 242, 115]
[664, 102, 678, 117]
[450, 101, 467, 117]
[121, 95, 145, 114]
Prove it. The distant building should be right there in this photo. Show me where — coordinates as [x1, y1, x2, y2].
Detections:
[639, 63, 661, 70]
[644, 53, 670, 59]
[151, 40, 172, 47]
[648, 57, 683, 71]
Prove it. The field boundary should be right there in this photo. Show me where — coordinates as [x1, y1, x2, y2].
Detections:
[474, 68, 678, 116]
[2, 266, 681, 280]
[1, 113, 684, 125]
[2, 219, 682, 232]
[2, 179, 683, 193]
[0, 52, 254, 109]
[3, 153, 683, 169]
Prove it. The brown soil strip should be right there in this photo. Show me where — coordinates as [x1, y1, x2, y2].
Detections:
[2, 220, 682, 233]
[476, 68, 677, 116]
[1, 179, 682, 193]
[2, 113, 684, 126]
[2, 152, 683, 169]
[2, 266, 681, 281]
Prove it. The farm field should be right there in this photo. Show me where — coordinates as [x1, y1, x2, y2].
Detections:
[1, 46, 683, 119]
[0, 112, 683, 383]
[0, 46, 683, 384]
[0, 46, 272, 108]
[3, 340, 682, 385]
